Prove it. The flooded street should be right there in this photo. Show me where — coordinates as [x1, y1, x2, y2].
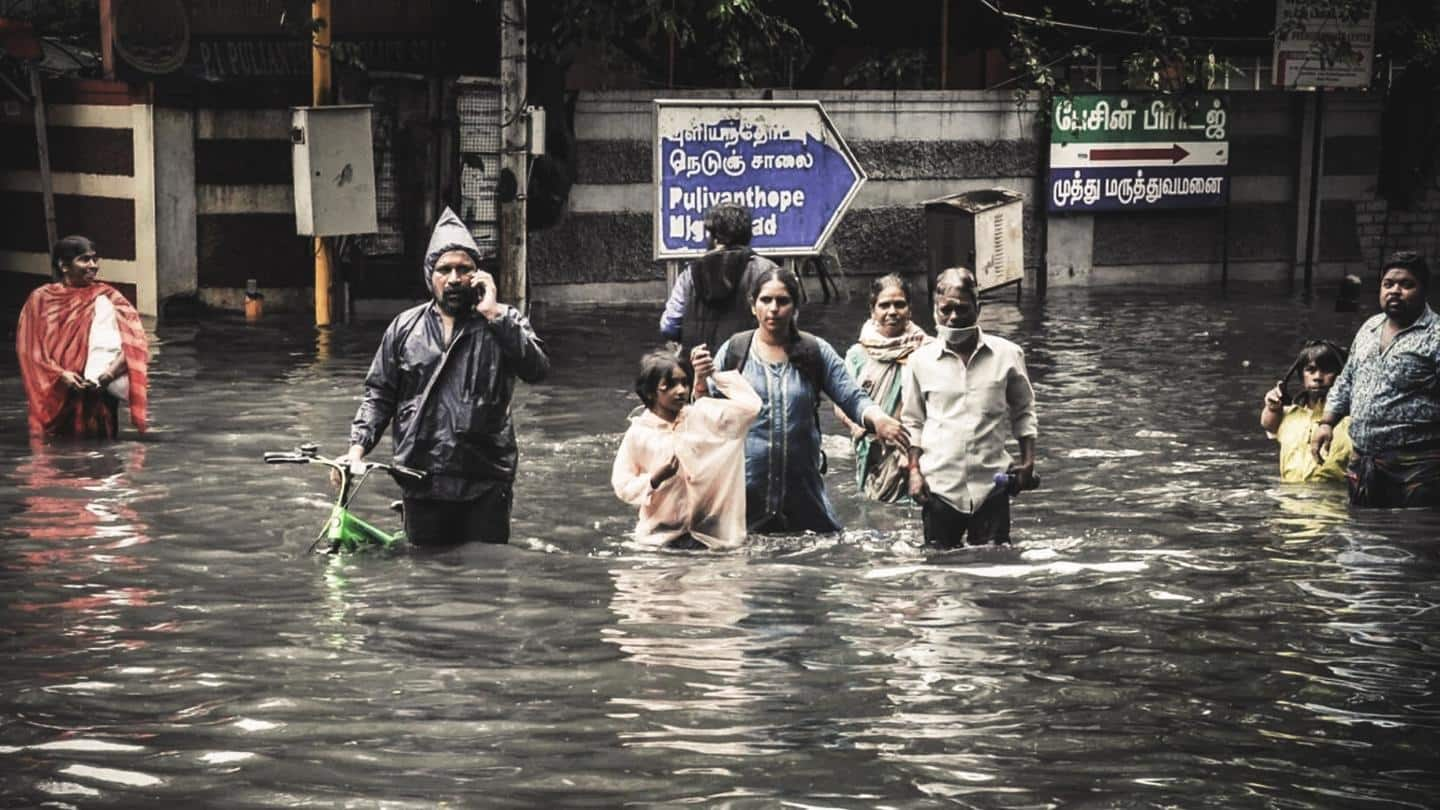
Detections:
[2, 286, 1438, 808]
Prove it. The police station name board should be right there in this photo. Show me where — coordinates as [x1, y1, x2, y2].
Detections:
[654, 100, 866, 259]
[1273, 0, 1376, 89]
[1048, 94, 1229, 213]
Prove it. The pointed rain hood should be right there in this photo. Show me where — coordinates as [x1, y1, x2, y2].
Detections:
[422, 207, 485, 288]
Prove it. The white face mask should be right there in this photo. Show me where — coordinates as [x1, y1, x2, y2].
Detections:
[935, 324, 978, 345]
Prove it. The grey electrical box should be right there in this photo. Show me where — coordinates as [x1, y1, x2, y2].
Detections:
[291, 105, 379, 237]
[922, 188, 1025, 297]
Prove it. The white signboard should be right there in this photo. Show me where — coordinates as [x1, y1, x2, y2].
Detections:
[1273, 0, 1376, 89]
[653, 100, 866, 260]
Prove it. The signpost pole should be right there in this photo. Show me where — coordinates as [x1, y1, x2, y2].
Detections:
[1273, 1, 1374, 291]
[1221, 179, 1232, 289]
[1033, 92, 1050, 299]
[1301, 91, 1324, 293]
[312, 0, 333, 328]
[28, 66, 57, 256]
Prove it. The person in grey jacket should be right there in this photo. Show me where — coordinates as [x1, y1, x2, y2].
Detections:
[343, 208, 549, 546]
[658, 203, 779, 356]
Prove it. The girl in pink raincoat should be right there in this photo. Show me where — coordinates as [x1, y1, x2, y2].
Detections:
[612, 347, 761, 550]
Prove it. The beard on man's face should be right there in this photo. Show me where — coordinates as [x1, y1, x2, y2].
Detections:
[437, 283, 478, 316]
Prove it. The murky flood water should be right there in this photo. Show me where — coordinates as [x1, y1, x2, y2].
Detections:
[2, 286, 1437, 808]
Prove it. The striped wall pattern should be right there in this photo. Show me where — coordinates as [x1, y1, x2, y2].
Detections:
[0, 81, 153, 312]
[193, 108, 311, 292]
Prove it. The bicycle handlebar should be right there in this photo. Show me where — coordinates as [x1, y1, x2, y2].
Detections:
[263, 452, 311, 464]
[263, 449, 426, 481]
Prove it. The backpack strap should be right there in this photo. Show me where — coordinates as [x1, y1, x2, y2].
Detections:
[722, 328, 827, 394]
[789, 330, 825, 397]
[722, 329, 755, 376]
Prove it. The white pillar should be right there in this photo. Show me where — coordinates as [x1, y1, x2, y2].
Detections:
[131, 101, 158, 316]
[153, 107, 196, 306]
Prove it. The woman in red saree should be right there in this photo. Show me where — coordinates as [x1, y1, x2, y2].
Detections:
[17, 236, 149, 438]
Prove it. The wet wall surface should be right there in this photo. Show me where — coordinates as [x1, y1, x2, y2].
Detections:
[1, 287, 1437, 808]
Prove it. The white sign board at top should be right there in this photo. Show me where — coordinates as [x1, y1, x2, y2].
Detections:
[653, 100, 866, 260]
[1273, 0, 1376, 89]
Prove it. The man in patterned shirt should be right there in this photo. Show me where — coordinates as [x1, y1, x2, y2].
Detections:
[1312, 251, 1440, 508]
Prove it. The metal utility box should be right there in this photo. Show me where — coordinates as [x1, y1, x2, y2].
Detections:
[922, 188, 1025, 296]
[291, 105, 379, 237]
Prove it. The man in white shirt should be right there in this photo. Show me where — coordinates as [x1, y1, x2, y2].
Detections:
[902, 267, 1038, 546]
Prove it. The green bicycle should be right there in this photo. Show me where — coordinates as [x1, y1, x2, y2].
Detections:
[264, 443, 426, 554]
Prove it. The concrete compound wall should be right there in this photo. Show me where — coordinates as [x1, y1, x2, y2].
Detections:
[533, 89, 1420, 304]
[5, 85, 1428, 317]
[1356, 165, 1440, 272]
[530, 90, 1044, 304]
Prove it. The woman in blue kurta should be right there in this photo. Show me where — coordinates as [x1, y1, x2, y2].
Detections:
[701, 267, 910, 533]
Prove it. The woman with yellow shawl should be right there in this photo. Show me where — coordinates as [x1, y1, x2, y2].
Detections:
[839, 274, 930, 502]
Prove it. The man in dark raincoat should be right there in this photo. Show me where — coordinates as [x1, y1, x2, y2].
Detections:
[344, 208, 549, 546]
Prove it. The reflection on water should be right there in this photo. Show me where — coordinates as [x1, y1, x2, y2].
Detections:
[607, 560, 782, 756]
[1264, 485, 1352, 543]
[1, 288, 1438, 807]
[10, 440, 159, 653]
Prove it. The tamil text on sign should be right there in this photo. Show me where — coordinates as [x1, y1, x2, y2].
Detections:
[1048, 94, 1229, 213]
[654, 100, 866, 259]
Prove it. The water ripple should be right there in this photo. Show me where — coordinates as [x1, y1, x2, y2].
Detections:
[1, 292, 1438, 806]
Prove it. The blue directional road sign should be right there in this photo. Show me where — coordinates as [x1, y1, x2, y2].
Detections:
[654, 100, 867, 259]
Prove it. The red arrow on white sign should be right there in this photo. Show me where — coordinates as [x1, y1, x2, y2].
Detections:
[1089, 144, 1191, 163]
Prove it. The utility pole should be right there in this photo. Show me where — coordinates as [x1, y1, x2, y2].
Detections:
[1301, 91, 1325, 292]
[939, 0, 949, 90]
[499, 0, 528, 313]
[312, 0, 334, 327]
[99, 0, 115, 79]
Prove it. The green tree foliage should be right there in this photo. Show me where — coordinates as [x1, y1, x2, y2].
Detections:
[4, 0, 97, 35]
[537, 0, 856, 87]
[1000, 0, 1438, 97]
[1000, 1, 1440, 204]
